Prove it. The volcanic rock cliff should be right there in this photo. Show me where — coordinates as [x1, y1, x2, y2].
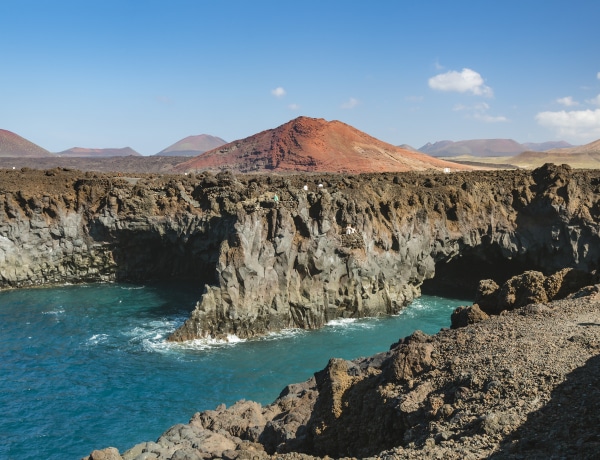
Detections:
[1, 164, 600, 344]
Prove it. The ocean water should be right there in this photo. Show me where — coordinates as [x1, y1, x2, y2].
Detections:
[0, 282, 469, 460]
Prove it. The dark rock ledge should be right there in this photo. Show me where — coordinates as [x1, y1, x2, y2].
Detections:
[3, 163, 600, 342]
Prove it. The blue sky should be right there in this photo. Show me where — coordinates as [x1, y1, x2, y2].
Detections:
[1, 0, 599, 155]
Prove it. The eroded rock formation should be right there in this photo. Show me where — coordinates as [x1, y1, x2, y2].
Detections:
[2, 164, 600, 342]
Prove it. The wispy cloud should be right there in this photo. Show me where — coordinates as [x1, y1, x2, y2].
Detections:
[341, 97, 359, 109]
[474, 113, 508, 123]
[537, 73, 600, 140]
[271, 87, 286, 98]
[536, 109, 600, 140]
[288, 103, 300, 110]
[428, 68, 493, 97]
[556, 96, 579, 107]
[453, 102, 507, 123]
[586, 94, 600, 106]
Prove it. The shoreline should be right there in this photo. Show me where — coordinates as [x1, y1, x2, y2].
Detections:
[84, 283, 600, 459]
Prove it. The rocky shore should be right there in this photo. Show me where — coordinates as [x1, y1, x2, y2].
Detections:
[2, 164, 599, 458]
[84, 277, 600, 459]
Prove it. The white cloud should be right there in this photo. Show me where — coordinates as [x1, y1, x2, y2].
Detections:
[536, 109, 600, 140]
[586, 94, 600, 106]
[556, 96, 579, 107]
[597, 71, 600, 80]
[271, 87, 286, 98]
[474, 113, 508, 123]
[341, 97, 359, 109]
[288, 103, 300, 110]
[428, 68, 493, 97]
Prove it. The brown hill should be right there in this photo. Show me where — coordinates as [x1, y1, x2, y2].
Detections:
[155, 134, 227, 157]
[176, 117, 472, 174]
[510, 139, 600, 169]
[546, 138, 600, 154]
[56, 147, 141, 157]
[0, 129, 52, 157]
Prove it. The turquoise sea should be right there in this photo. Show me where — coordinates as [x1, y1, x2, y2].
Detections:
[0, 282, 469, 460]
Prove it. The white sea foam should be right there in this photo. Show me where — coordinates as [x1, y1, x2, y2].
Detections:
[42, 309, 65, 315]
[86, 333, 109, 346]
[165, 334, 247, 351]
[326, 317, 378, 331]
[120, 285, 146, 290]
[123, 315, 248, 353]
[326, 318, 357, 327]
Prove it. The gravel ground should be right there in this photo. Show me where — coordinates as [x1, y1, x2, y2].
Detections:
[363, 287, 600, 460]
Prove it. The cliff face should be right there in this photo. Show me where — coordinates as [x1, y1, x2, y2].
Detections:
[2, 164, 600, 342]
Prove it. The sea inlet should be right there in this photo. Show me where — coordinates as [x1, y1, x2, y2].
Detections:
[0, 281, 469, 460]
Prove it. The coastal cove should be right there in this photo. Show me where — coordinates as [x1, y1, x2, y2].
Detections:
[0, 282, 468, 460]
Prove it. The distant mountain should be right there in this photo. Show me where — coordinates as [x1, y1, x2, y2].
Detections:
[398, 144, 420, 152]
[55, 147, 141, 157]
[546, 139, 600, 154]
[510, 139, 600, 169]
[419, 139, 527, 157]
[418, 139, 575, 158]
[176, 116, 472, 174]
[0, 129, 53, 157]
[155, 134, 227, 157]
[522, 141, 573, 151]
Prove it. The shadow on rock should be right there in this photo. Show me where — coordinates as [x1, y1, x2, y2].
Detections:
[490, 353, 600, 459]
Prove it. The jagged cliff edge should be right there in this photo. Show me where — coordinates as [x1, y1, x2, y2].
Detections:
[1, 164, 599, 344]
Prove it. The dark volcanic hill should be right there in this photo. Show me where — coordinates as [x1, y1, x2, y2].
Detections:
[56, 147, 141, 157]
[176, 117, 471, 173]
[155, 134, 227, 157]
[0, 129, 52, 157]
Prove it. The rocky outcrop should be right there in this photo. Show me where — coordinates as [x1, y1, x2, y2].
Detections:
[3, 164, 600, 343]
[0, 169, 223, 288]
[450, 304, 489, 329]
[474, 268, 598, 315]
[169, 163, 600, 341]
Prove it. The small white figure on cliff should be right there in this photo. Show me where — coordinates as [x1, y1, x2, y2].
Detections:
[345, 225, 356, 235]
[303, 185, 308, 191]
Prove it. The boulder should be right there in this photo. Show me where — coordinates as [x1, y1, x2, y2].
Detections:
[84, 448, 122, 460]
[451, 304, 490, 329]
